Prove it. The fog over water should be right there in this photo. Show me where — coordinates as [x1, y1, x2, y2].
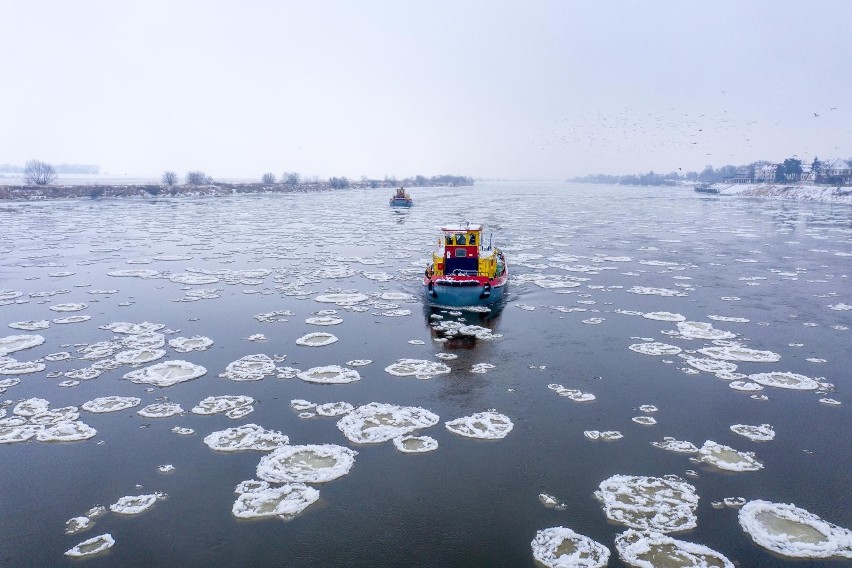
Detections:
[0, 183, 850, 567]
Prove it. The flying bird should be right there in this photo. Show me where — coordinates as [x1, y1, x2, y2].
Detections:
[813, 112, 820, 117]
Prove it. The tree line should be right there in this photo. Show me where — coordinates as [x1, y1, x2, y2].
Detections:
[11, 159, 474, 190]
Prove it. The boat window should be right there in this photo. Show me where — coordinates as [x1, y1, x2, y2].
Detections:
[455, 249, 467, 257]
[468, 234, 476, 245]
[455, 234, 467, 245]
[445, 235, 453, 245]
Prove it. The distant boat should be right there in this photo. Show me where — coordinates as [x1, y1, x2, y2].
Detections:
[389, 187, 413, 207]
[694, 184, 720, 194]
[424, 223, 508, 306]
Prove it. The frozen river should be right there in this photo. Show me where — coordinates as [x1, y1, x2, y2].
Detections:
[0, 182, 850, 567]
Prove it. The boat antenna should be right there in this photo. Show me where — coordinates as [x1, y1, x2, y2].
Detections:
[488, 232, 492, 250]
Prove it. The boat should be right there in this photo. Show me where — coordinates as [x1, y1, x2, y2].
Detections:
[694, 183, 720, 194]
[424, 223, 508, 306]
[389, 187, 413, 207]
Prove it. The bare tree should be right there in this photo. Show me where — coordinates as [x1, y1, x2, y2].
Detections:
[185, 171, 212, 185]
[161, 171, 178, 186]
[262, 172, 276, 184]
[282, 171, 301, 187]
[24, 159, 57, 185]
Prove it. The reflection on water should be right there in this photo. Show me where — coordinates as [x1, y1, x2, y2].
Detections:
[0, 182, 850, 567]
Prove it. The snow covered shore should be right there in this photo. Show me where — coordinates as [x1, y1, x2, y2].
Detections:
[711, 183, 852, 204]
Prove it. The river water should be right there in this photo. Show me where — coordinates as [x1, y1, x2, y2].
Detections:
[0, 182, 849, 567]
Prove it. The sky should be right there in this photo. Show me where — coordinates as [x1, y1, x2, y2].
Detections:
[2, 1, 850, 180]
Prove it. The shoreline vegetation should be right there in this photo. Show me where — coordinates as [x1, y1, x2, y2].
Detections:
[0, 176, 474, 201]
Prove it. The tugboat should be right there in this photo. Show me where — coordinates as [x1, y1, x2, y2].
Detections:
[424, 223, 508, 306]
[389, 186, 413, 207]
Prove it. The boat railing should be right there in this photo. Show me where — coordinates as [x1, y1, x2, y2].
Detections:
[448, 269, 486, 277]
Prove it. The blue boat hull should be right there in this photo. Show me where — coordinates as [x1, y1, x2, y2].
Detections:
[389, 198, 413, 207]
[423, 281, 505, 307]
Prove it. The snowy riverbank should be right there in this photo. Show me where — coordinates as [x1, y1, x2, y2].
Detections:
[710, 183, 852, 204]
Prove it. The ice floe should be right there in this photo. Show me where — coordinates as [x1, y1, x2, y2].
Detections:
[538, 493, 567, 510]
[297, 365, 361, 384]
[628, 342, 682, 356]
[445, 410, 513, 440]
[698, 344, 781, 363]
[114, 348, 166, 365]
[548, 384, 596, 402]
[730, 423, 775, 441]
[124, 360, 207, 387]
[220, 354, 276, 381]
[49, 302, 88, 312]
[337, 402, 440, 444]
[314, 292, 369, 305]
[530, 526, 610, 568]
[672, 321, 737, 340]
[614, 529, 734, 568]
[392, 435, 438, 453]
[430, 320, 501, 340]
[384, 358, 451, 379]
[627, 286, 687, 297]
[110, 492, 166, 515]
[204, 423, 289, 452]
[101, 321, 165, 334]
[138, 402, 184, 418]
[0, 358, 46, 375]
[730, 381, 764, 392]
[584, 430, 623, 441]
[82, 396, 141, 413]
[295, 332, 338, 347]
[257, 444, 357, 483]
[643, 311, 686, 322]
[696, 440, 763, 472]
[651, 437, 698, 453]
[53, 315, 91, 324]
[65, 533, 115, 558]
[232, 481, 319, 521]
[8, 320, 49, 331]
[739, 500, 852, 559]
[0, 334, 45, 356]
[631, 416, 656, 426]
[594, 474, 699, 533]
[65, 516, 92, 535]
[168, 335, 214, 352]
[305, 315, 344, 325]
[191, 395, 254, 418]
[748, 371, 820, 390]
[36, 421, 98, 442]
[315, 401, 354, 416]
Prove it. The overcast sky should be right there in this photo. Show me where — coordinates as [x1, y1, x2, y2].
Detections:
[2, 1, 850, 180]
